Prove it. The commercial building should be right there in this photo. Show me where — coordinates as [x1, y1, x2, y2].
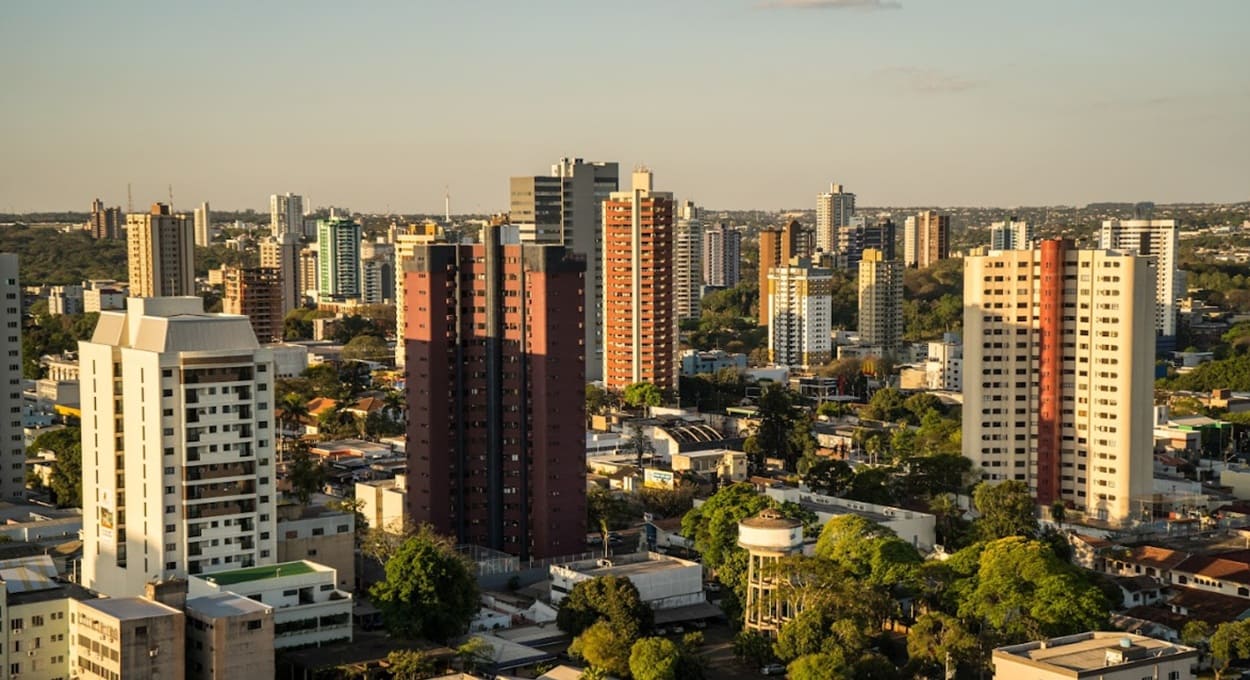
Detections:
[602, 169, 676, 392]
[0, 254, 24, 500]
[702, 222, 741, 288]
[961, 242, 1155, 524]
[316, 217, 362, 302]
[992, 632, 1196, 680]
[403, 225, 587, 559]
[189, 561, 352, 649]
[259, 232, 302, 317]
[88, 198, 122, 240]
[1099, 219, 1181, 345]
[356, 474, 408, 534]
[679, 349, 747, 376]
[392, 224, 446, 367]
[126, 202, 195, 297]
[275, 504, 355, 593]
[857, 248, 903, 355]
[767, 258, 832, 369]
[990, 218, 1033, 250]
[673, 200, 703, 321]
[70, 597, 185, 680]
[222, 266, 285, 343]
[758, 220, 812, 327]
[185, 592, 275, 680]
[670, 449, 748, 484]
[837, 216, 895, 271]
[815, 183, 855, 255]
[270, 193, 305, 238]
[80, 297, 278, 598]
[194, 201, 212, 247]
[509, 158, 619, 382]
[550, 552, 704, 610]
[903, 210, 950, 268]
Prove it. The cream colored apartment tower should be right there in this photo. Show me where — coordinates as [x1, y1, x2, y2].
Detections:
[79, 297, 278, 598]
[126, 203, 195, 298]
[961, 241, 1154, 524]
[767, 258, 832, 369]
[857, 248, 903, 355]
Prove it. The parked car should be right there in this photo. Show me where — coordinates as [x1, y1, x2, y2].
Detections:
[760, 663, 786, 676]
[671, 624, 685, 634]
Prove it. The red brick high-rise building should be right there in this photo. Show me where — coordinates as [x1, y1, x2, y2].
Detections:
[403, 225, 586, 559]
[602, 169, 676, 392]
[222, 266, 284, 343]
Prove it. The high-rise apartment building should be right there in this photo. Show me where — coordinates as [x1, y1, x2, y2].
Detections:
[222, 266, 285, 343]
[270, 193, 305, 238]
[126, 202, 195, 298]
[0, 254, 24, 499]
[1099, 219, 1181, 343]
[837, 216, 896, 270]
[767, 258, 832, 369]
[402, 225, 586, 559]
[80, 297, 278, 597]
[989, 219, 1033, 250]
[298, 247, 318, 300]
[393, 224, 446, 367]
[602, 169, 676, 392]
[360, 239, 395, 305]
[88, 198, 122, 240]
[509, 158, 619, 382]
[673, 200, 703, 321]
[316, 217, 362, 302]
[758, 220, 812, 328]
[903, 210, 950, 268]
[961, 241, 1154, 524]
[815, 183, 855, 254]
[857, 248, 903, 355]
[702, 223, 742, 288]
[194, 201, 212, 247]
[259, 232, 302, 317]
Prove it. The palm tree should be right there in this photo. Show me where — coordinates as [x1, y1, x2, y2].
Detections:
[277, 393, 309, 462]
[383, 389, 405, 423]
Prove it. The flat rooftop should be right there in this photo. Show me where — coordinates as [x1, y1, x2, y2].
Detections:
[187, 592, 272, 619]
[80, 596, 181, 621]
[996, 632, 1195, 672]
[561, 552, 697, 578]
[199, 561, 319, 586]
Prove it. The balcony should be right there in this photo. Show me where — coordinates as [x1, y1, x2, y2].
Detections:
[186, 480, 256, 501]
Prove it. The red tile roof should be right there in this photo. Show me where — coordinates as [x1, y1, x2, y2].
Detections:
[1167, 586, 1250, 625]
[1174, 549, 1250, 586]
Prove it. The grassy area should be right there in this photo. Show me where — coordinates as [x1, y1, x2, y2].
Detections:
[202, 561, 316, 585]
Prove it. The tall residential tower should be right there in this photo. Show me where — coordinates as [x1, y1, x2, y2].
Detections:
[815, 183, 855, 255]
[0, 254, 24, 499]
[1099, 219, 1181, 347]
[126, 203, 195, 298]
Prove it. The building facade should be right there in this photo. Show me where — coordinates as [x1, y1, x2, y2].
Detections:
[392, 225, 446, 367]
[88, 198, 122, 240]
[259, 233, 302, 318]
[70, 597, 185, 680]
[767, 258, 832, 369]
[360, 239, 395, 305]
[702, 223, 741, 288]
[961, 242, 1154, 524]
[126, 203, 195, 297]
[0, 255, 23, 500]
[403, 225, 587, 559]
[80, 298, 278, 597]
[185, 593, 275, 680]
[857, 248, 903, 355]
[1099, 219, 1181, 344]
[815, 183, 855, 255]
[602, 169, 676, 392]
[316, 217, 361, 302]
[222, 266, 285, 343]
[903, 210, 950, 268]
[270, 193, 304, 238]
[758, 220, 812, 328]
[838, 216, 896, 271]
[673, 200, 703, 321]
[194, 201, 212, 247]
[990, 219, 1033, 250]
[189, 562, 350, 649]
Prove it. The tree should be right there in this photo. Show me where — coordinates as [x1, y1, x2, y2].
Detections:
[802, 458, 854, 496]
[628, 423, 655, 469]
[623, 382, 663, 410]
[861, 387, 907, 423]
[680, 483, 773, 594]
[753, 383, 811, 472]
[1212, 619, 1250, 680]
[556, 575, 653, 638]
[733, 630, 776, 667]
[570, 621, 633, 679]
[586, 383, 610, 416]
[385, 649, 436, 679]
[29, 427, 82, 507]
[906, 612, 982, 678]
[973, 480, 1038, 540]
[286, 440, 326, 505]
[1050, 500, 1067, 531]
[368, 526, 479, 642]
[629, 637, 680, 680]
[454, 637, 494, 674]
[342, 334, 390, 363]
[787, 653, 850, 680]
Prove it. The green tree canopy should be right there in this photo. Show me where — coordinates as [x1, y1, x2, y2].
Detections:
[623, 382, 663, 409]
[570, 621, 633, 678]
[813, 515, 922, 586]
[341, 334, 390, 363]
[385, 649, 437, 679]
[555, 575, 653, 639]
[29, 427, 82, 507]
[629, 637, 680, 680]
[368, 526, 479, 642]
[973, 481, 1038, 541]
[906, 612, 982, 677]
[1212, 619, 1250, 680]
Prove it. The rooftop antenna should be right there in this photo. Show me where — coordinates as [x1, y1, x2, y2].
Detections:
[127, 183, 133, 213]
[444, 184, 451, 223]
[168, 184, 174, 212]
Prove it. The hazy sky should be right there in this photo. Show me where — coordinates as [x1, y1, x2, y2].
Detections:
[2, 0, 1248, 213]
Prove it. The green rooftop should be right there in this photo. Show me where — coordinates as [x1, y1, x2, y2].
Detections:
[201, 561, 317, 586]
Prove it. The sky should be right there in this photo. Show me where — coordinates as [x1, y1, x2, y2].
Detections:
[2, 0, 1248, 214]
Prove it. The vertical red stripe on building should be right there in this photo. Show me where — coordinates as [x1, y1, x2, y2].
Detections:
[1036, 239, 1067, 504]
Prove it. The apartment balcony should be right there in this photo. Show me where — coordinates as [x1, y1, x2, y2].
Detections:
[185, 480, 256, 501]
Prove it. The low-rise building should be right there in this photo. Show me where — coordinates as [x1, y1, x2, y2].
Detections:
[670, 449, 748, 484]
[992, 632, 1196, 680]
[764, 486, 936, 550]
[185, 592, 275, 680]
[0, 555, 93, 680]
[70, 596, 185, 680]
[189, 560, 352, 649]
[276, 504, 355, 592]
[356, 474, 408, 533]
[679, 349, 747, 377]
[550, 552, 703, 611]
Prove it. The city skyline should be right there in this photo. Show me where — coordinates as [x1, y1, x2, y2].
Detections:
[2, 1, 1248, 213]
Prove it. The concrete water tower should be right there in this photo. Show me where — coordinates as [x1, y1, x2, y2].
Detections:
[738, 508, 804, 635]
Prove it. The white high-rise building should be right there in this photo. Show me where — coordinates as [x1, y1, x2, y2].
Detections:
[857, 248, 903, 355]
[673, 200, 703, 321]
[989, 219, 1032, 250]
[702, 223, 741, 288]
[1099, 219, 1180, 343]
[80, 297, 278, 597]
[903, 215, 918, 267]
[270, 193, 305, 238]
[815, 183, 855, 254]
[194, 201, 212, 247]
[962, 240, 1154, 525]
[767, 258, 832, 369]
[0, 254, 24, 499]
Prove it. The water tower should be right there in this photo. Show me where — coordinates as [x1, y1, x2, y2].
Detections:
[738, 508, 804, 635]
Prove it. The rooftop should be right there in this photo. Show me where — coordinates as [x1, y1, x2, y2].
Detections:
[199, 560, 320, 586]
[1173, 549, 1250, 585]
[558, 552, 699, 578]
[80, 596, 182, 621]
[995, 632, 1196, 672]
[186, 592, 272, 619]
